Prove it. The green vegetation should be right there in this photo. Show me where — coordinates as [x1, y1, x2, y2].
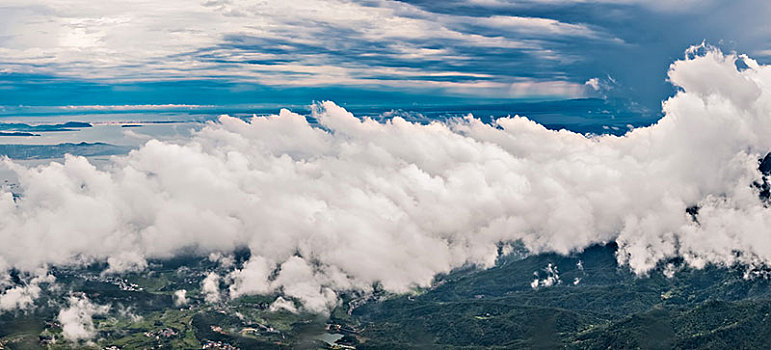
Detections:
[351, 244, 771, 349]
[3, 244, 771, 349]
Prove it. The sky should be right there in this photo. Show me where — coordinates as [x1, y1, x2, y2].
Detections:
[1, 0, 770, 109]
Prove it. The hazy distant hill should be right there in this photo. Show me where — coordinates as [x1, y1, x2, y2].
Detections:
[0, 142, 130, 159]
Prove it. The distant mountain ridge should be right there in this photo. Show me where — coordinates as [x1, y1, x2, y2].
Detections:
[0, 142, 131, 160]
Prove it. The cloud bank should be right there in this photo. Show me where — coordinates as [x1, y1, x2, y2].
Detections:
[2, 46, 771, 312]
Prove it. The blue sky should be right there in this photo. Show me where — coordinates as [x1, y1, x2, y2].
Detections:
[1, 0, 770, 110]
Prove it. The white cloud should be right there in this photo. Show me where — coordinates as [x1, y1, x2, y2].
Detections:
[269, 296, 298, 313]
[477, 15, 612, 40]
[104, 251, 148, 275]
[228, 256, 274, 297]
[0, 272, 54, 312]
[1, 46, 771, 311]
[57, 295, 109, 342]
[531, 263, 560, 289]
[585, 77, 600, 91]
[173, 289, 188, 306]
[201, 272, 221, 303]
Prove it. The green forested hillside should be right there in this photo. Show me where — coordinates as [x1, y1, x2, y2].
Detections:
[2, 244, 771, 349]
[351, 244, 771, 349]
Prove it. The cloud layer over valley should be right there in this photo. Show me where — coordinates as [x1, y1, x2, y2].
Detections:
[2, 46, 771, 312]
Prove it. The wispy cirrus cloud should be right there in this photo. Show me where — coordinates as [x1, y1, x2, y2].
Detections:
[1, 0, 769, 104]
[0, 0, 619, 99]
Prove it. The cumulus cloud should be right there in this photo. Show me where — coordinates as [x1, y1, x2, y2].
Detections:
[531, 263, 560, 289]
[201, 273, 221, 303]
[0, 272, 54, 311]
[104, 251, 148, 275]
[173, 289, 188, 307]
[585, 77, 600, 91]
[269, 296, 299, 313]
[2, 46, 771, 311]
[57, 295, 110, 342]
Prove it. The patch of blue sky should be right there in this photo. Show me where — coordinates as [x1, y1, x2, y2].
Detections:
[0, 0, 769, 118]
